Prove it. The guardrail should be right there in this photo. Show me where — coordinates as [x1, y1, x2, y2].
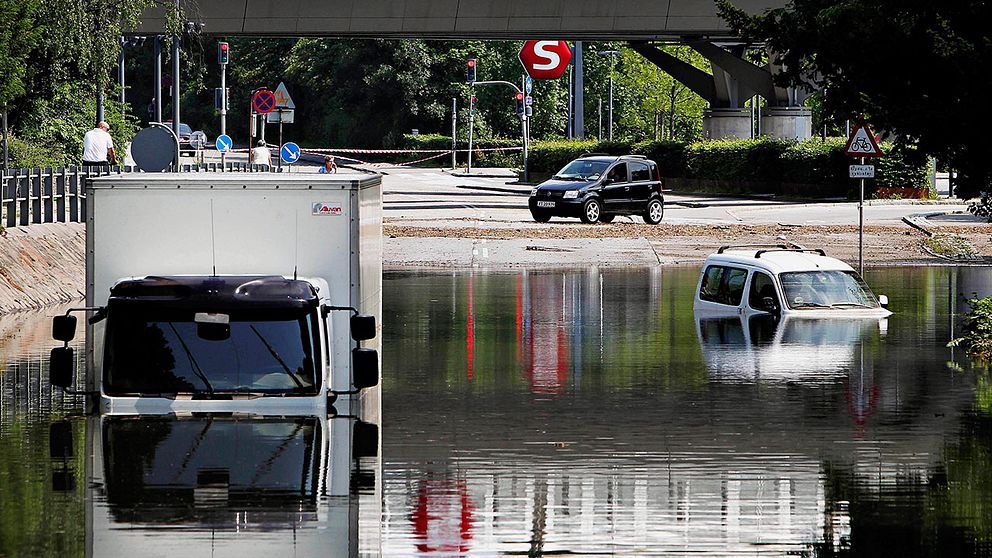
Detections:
[0, 163, 276, 228]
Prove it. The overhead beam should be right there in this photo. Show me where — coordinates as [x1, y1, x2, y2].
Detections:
[629, 42, 717, 105]
[687, 40, 777, 102]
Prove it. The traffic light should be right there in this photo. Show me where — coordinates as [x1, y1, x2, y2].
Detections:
[469, 95, 476, 114]
[218, 42, 229, 65]
[466, 59, 477, 83]
[515, 92, 525, 115]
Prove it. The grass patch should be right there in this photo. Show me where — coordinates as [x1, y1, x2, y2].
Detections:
[923, 233, 978, 259]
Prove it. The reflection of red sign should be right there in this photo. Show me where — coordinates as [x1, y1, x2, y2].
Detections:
[518, 40, 572, 79]
[252, 89, 275, 113]
[411, 479, 475, 554]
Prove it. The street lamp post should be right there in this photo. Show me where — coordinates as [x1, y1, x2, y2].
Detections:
[598, 50, 620, 141]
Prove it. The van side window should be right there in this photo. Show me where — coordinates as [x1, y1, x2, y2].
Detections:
[748, 272, 779, 311]
[699, 265, 748, 306]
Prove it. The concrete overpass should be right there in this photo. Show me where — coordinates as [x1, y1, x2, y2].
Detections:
[137, 0, 784, 40]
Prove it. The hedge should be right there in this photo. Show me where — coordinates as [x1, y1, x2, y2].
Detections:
[527, 137, 931, 198]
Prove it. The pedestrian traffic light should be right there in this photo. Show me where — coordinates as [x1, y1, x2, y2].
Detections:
[218, 42, 229, 65]
[515, 92, 525, 115]
[466, 59, 477, 83]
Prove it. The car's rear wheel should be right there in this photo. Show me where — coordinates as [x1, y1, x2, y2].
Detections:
[643, 197, 664, 225]
[530, 210, 551, 223]
[580, 198, 602, 224]
[599, 214, 615, 223]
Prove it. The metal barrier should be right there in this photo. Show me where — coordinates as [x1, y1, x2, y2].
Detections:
[0, 163, 276, 228]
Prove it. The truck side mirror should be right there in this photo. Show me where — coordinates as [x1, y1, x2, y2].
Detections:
[53, 315, 77, 342]
[50, 347, 74, 389]
[351, 314, 376, 341]
[353, 421, 379, 459]
[352, 347, 379, 389]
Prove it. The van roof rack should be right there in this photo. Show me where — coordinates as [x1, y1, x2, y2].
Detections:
[717, 244, 792, 254]
[625, 154, 647, 159]
[754, 248, 826, 258]
[580, 153, 612, 158]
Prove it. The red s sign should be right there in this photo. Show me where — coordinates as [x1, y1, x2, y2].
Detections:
[518, 40, 572, 79]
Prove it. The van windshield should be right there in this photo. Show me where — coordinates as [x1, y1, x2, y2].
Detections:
[103, 308, 320, 396]
[554, 160, 610, 181]
[780, 271, 880, 310]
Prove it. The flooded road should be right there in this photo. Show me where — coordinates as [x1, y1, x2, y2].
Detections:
[3, 267, 992, 556]
[381, 267, 992, 557]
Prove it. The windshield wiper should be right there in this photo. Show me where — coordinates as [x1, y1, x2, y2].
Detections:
[249, 325, 307, 388]
[553, 175, 582, 181]
[167, 323, 214, 392]
[829, 302, 875, 308]
[791, 302, 832, 308]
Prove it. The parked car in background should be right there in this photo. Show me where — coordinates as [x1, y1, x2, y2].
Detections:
[528, 154, 665, 224]
[162, 122, 195, 155]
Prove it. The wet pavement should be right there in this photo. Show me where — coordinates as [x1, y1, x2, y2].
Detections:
[3, 266, 992, 556]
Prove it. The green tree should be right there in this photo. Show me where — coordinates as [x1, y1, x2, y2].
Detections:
[0, 0, 41, 106]
[718, 0, 992, 198]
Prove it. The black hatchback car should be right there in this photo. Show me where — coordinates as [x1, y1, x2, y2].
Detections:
[528, 155, 665, 224]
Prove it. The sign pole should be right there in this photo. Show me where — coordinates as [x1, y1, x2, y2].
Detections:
[521, 75, 530, 183]
[468, 93, 474, 174]
[451, 98, 457, 170]
[859, 155, 865, 275]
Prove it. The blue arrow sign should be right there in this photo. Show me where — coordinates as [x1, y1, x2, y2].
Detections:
[525, 76, 533, 94]
[280, 142, 301, 164]
[215, 134, 233, 153]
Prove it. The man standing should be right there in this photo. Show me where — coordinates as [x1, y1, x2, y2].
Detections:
[250, 140, 272, 167]
[82, 121, 116, 166]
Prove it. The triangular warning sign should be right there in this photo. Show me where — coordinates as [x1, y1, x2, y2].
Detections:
[844, 124, 883, 157]
[273, 82, 295, 109]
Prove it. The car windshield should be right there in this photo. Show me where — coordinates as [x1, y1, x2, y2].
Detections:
[103, 307, 320, 396]
[780, 270, 880, 310]
[554, 160, 610, 181]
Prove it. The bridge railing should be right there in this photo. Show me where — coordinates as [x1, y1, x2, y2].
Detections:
[0, 163, 276, 228]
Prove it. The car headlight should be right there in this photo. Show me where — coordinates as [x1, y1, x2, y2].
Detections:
[530, 188, 538, 196]
[563, 190, 579, 199]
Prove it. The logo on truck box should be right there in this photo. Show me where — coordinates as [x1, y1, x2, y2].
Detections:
[312, 202, 343, 216]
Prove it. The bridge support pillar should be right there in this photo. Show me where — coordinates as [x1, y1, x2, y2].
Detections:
[760, 106, 813, 140]
[703, 108, 752, 140]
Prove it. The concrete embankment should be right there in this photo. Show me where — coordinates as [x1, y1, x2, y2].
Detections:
[0, 224, 85, 313]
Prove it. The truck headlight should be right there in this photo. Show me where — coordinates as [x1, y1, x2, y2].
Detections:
[563, 190, 579, 199]
[530, 188, 538, 196]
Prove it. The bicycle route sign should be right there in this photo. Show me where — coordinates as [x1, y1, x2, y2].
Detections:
[844, 124, 883, 157]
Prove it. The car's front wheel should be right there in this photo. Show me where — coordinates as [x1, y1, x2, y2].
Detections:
[530, 210, 551, 223]
[643, 197, 664, 225]
[580, 198, 602, 224]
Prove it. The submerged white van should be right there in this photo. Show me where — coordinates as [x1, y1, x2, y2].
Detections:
[694, 245, 891, 318]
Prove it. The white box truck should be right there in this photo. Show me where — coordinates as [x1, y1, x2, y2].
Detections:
[48, 173, 382, 421]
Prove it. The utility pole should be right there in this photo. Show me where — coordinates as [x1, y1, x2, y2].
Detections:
[2, 104, 8, 171]
[451, 98, 457, 170]
[118, 40, 126, 105]
[598, 98, 603, 139]
[467, 94, 475, 174]
[573, 41, 584, 139]
[599, 50, 620, 141]
[171, 2, 181, 140]
[521, 74, 529, 183]
[219, 42, 229, 136]
[154, 35, 163, 123]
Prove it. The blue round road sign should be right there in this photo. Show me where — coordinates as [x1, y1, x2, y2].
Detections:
[280, 142, 301, 164]
[215, 134, 233, 153]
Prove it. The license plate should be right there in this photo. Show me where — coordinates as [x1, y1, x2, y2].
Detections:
[536, 201, 555, 208]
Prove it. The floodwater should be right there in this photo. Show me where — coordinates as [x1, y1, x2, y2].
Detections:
[2, 267, 992, 557]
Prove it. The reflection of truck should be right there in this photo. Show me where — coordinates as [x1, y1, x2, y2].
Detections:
[49, 414, 378, 557]
[49, 174, 382, 419]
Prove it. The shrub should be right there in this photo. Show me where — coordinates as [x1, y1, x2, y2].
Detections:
[6, 135, 67, 169]
[949, 297, 992, 361]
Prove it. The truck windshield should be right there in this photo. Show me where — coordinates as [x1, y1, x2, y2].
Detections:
[780, 270, 880, 310]
[104, 308, 321, 396]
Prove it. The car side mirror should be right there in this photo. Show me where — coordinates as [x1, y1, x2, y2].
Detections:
[352, 347, 379, 389]
[50, 347, 74, 389]
[762, 296, 780, 313]
[53, 315, 77, 342]
[351, 314, 376, 341]
[878, 294, 889, 308]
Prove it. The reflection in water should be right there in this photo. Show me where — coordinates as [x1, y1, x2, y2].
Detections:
[383, 267, 992, 556]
